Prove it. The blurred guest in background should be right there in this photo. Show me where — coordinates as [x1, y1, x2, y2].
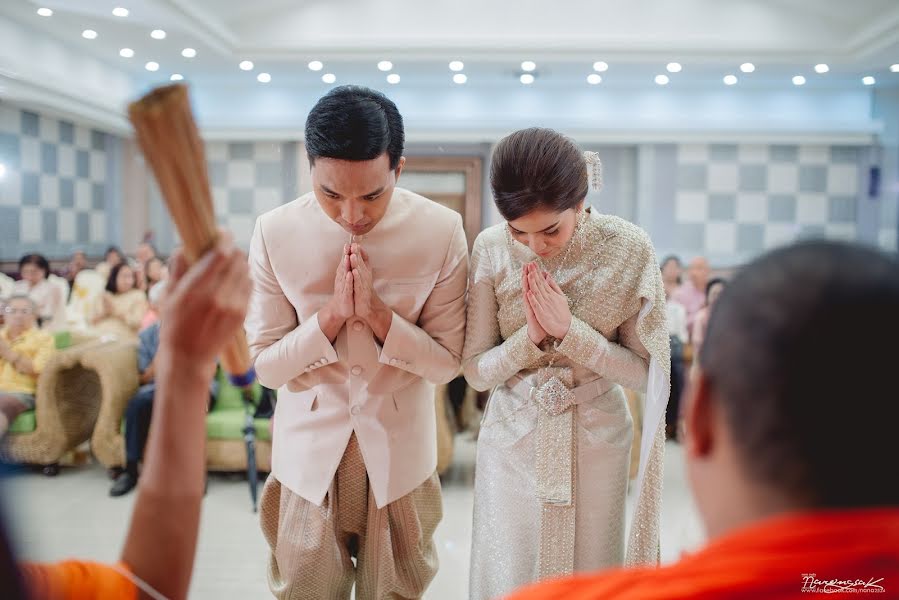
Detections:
[13, 255, 65, 331]
[673, 256, 710, 339]
[95, 246, 126, 282]
[91, 263, 148, 341]
[691, 278, 727, 362]
[62, 250, 88, 299]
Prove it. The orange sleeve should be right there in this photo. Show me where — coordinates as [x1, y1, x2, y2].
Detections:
[21, 560, 138, 600]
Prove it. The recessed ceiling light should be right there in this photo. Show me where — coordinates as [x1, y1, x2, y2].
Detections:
[587, 73, 602, 85]
[112, 7, 129, 17]
[792, 75, 806, 86]
[170, 74, 183, 81]
[593, 61, 609, 72]
[387, 73, 400, 84]
[322, 73, 336, 84]
[814, 64, 829, 74]
[181, 48, 197, 58]
[239, 60, 254, 71]
[655, 74, 670, 85]
[308, 60, 323, 71]
[257, 72, 271, 83]
[453, 73, 467, 84]
[520, 73, 535, 84]
[723, 74, 738, 85]
[82, 29, 98, 40]
[37, 7, 53, 17]
[667, 62, 682, 73]
[145, 61, 159, 72]
[521, 61, 536, 72]
[449, 60, 464, 72]
[151, 29, 166, 40]
[740, 62, 755, 73]
[119, 48, 134, 58]
[862, 76, 876, 86]
[891, 64, 899, 73]
[378, 60, 393, 72]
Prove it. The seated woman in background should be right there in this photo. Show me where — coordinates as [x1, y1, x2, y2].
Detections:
[691, 277, 726, 361]
[95, 246, 126, 282]
[144, 256, 168, 294]
[13, 254, 66, 331]
[91, 263, 148, 341]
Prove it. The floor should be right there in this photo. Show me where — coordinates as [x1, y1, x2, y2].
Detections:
[4, 435, 705, 599]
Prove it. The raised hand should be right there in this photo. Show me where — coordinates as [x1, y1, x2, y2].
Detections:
[350, 244, 392, 342]
[527, 266, 572, 340]
[522, 262, 547, 346]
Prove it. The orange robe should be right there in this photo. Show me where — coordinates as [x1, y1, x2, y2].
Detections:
[21, 560, 137, 600]
[507, 508, 899, 599]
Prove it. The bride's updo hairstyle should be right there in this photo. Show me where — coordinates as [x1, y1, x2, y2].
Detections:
[490, 127, 589, 221]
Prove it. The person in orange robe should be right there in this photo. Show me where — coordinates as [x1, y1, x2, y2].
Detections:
[2, 234, 250, 600]
[508, 240, 899, 600]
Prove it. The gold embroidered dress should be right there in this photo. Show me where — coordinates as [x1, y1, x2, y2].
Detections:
[464, 208, 670, 599]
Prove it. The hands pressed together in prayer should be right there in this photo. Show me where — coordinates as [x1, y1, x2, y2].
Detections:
[320, 243, 392, 343]
[522, 262, 572, 346]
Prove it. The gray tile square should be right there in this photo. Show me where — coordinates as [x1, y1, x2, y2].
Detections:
[0, 132, 20, 169]
[0, 206, 20, 242]
[828, 195, 856, 223]
[59, 179, 74, 208]
[678, 164, 707, 191]
[22, 173, 40, 205]
[76, 149, 90, 178]
[76, 212, 90, 242]
[90, 130, 106, 152]
[829, 146, 858, 164]
[739, 165, 767, 192]
[59, 121, 75, 144]
[674, 223, 705, 252]
[709, 144, 738, 161]
[736, 223, 765, 253]
[770, 145, 798, 162]
[208, 162, 227, 187]
[708, 194, 736, 221]
[41, 209, 57, 242]
[768, 194, 797, 222]
[799, 165, 827, 193]
[228, 189, 254, 213]
[799, 225, 826, 239]
[41, 142, 58, 174]
[255, 162, 281, 188]
[92, 183, 105, 210]
[21, 111, 39, 137]
[228, 142, 254, 160]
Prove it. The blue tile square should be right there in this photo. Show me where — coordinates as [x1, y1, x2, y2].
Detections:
[674, 223, 705, 252]
[0, 132, 20, 169]
[41, 142, 58, 175]
[76, 212, 90, 242]
[22, 172, 40, 205]
[76, 149, 90, 178]
[255, 162, 281, 188]
[90, 130, 106, 152]
[739, 165, 767, 192]
[228, 189, 254, 213]
[799, 225, 826, 239]
[829, 146, 858, 164]
[828, 196, 856, 223]
[708, 194, 736, 221]
[208, 162, 227, 187]
[92, 183, 105, 210]
[41, 209, 57, 242]
[21, 111, 39, 137]
[736, 223, 765, 253]
[799, 165, 827, 193]
[770, 145, 798, 162]
[59, 179, 75, 208]
[768, 194, 797, 222]
[59, 121, 75, 144]
[228, 142, 254, 160]
[678, 164, 707, 191]
[0, 206, 20, 242]
[709, 144, 738, 161]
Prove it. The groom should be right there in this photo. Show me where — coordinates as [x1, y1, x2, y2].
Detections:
[245, 85, 468, 599]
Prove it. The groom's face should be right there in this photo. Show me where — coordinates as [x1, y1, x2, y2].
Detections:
[312, 153, 405, 237]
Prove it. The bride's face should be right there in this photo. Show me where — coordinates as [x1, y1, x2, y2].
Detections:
[506, 203, 583, 259]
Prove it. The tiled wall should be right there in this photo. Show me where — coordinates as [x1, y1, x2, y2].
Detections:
[0, 102, 120, 259]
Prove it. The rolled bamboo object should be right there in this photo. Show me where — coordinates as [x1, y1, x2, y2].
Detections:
[128, 84, 252, 381]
